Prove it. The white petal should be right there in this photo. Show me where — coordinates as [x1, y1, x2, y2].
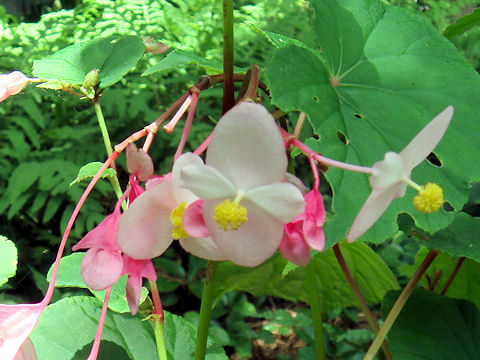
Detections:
[171, 152, 204, 203]
[245, 183, 305, 223]
[179, 237, 227, 261]
[346, 185, 399, 243]
[117, 182, 177, 259]
[400, 106, 453, 170]
[203, 198, 284, 267]
[180, 163, 236, 199]
[369, 152, 406, 190]
[206, 102, 287, 191]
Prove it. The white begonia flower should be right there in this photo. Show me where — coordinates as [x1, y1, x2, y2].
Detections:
[347, 106, 454, 243]
[117, 152, 226, 261]
[180, 102, 306, 267]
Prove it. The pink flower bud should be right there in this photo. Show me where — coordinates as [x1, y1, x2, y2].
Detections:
[0, 71, 34, 102]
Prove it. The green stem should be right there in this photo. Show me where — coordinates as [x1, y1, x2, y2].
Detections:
[306, 261, 326, 360]
[194, 261, 219, 360]
[333, 244, 392, 360]
[364, 249, 438, 360]
[93, 100, 126, 209]
[222, 0, 234, 114]
[153, 316, 168, 360]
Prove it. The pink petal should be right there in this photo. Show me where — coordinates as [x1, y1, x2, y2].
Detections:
[128, 175, 145, 203]
[80, 248, 123, 291]
[180, 163, 236, 199]
[126, 143, 154, 181]
[0, 303, 43, 360]
[117, 182, 177, 259]
[72, 210, 121, 252]
[146, 173, 172, 189]
[183, 200, 210, 238]
[203, 198, 284, 267]
[206, 103, 288, 191]
[5, 71, 31, 95]
[0, 86, 8, 102]
[179, 236, 226, 261]
[171, 153, 204, 203]
[347, 185, 399, 243]
[400, 106, 453, 170]
[125, 275, 142, 315]
[303, 219, 325, 252]
[279, 229, 310, 266]
[14, 338, 37, 360]
[305, 188, 326, 225]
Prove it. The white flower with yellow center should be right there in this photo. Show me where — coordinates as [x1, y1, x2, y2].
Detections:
[117, 153, 226, 261]
[180, 102, 305, 267]
[347, 106, 454, 243]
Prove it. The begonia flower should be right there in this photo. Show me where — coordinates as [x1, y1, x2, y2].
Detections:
[117, 152, 226, 261]
[280, 188, 326, 265]
[180, 102, 305, 267]
[121, 255, 157, 315]
[72, 201, 124, 291]
[347, 106, 454, 243]
[0, 303, 43, 360]
[0, 71, 36, 102]
[14, 338, 36, 360]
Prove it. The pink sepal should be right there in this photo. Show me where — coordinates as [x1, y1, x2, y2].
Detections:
[72, 210, 121, 252]
[183, 199, 210, 238]
[81, 248, 123, 291]
[279, 223, 310, 266]
[129, 175, 145, 203]
[303, 188, 326, 252]
[126, 143, 154, 181]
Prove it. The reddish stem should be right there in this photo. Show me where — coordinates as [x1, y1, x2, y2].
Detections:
[174, 91, 200, 161]
[86, 286, 113, 360]
[441, 256, 465, 295]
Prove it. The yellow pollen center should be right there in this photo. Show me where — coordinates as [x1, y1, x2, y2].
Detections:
[213, 199, 248, 231]
[170, 202, 189, 239]
[413, 182, 444, 213]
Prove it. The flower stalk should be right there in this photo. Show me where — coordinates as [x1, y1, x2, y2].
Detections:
[222, 0, 234, 113]
[306, 261, 326, 360]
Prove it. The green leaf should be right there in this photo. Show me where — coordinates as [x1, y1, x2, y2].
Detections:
[70, 162, 116, 186]
[46, 253, 148, 313]
[400, 247, 480, 309]
[143, 49, 245, 76]
[383, 288, 480, 359]
[215, 242, 398, 312]
[444, 7, 480, 39]
[0, 236, 17, 287]
[31, 296, 226, 359]
[33, 36, 145, 88]
[252, 26, 310, 49]
[266, 0, 480, 246]
[421, 212, 480, 261]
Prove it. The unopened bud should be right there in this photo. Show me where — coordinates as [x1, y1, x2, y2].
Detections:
[82, 69, 100, 89]
[143, 37, 168, 54]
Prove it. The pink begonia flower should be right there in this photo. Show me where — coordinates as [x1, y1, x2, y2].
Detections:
[0, 303, 43, 360]
[72, 203, 123, 291]
[180, 102, 305, 267]
[0, 71, 35, 102]
[126, 143, 154, 182]
[14, 338, 36, 360]
[280, 188, 326, 266]
[121, 255, 157, 315]
[117, 152, 226, 261]
[347, 106, 454, 243]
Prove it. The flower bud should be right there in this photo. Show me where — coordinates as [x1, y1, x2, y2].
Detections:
[143, 37, 168, 54]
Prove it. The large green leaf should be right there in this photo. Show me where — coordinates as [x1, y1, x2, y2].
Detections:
[46, 253, 148, 313]
[30, 296, 226, 359]
[265, 0, 480, 246]
[0, 236, 17, 287]
[383, 288, 480, 359]
[33, 36, 145, 88]
[444, 7, 480, 39]
[215, 242, 398, 312]
[400, 247, 480, 309]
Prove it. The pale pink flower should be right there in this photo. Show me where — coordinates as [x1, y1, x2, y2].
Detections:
[14, 338, 36, 360]
[121, 255, 157, 315]
[280, 188, 325, 265]
[117, 153, 226, 261]
[180, 102, 305, 267]
[0, 71, 35, 102]
[347, 106, 454, 243]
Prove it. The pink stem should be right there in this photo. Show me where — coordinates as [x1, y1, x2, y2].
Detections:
[163, 96, 192, 133]
[174, 91, 200, 161]
[41, 152, 119, 306]
[193, 133, 213, 156]
[86, 286, 113, 360]
[279, 127, 373, 175]
[309, 155, 320, 190]
[142, 131, 155, 153]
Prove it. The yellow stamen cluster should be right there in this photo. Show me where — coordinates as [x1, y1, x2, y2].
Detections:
[413, 183, 444, 213]
[170, 202, 189, 239]
[213, 199, 248, 231]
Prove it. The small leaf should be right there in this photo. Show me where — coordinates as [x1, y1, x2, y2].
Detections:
[252, 26, 310, 49]
[444, 7, 480, 39]
[383, 288, 480, 359]
[0, 236, 18, 287]
[70, 162, 116, 186]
